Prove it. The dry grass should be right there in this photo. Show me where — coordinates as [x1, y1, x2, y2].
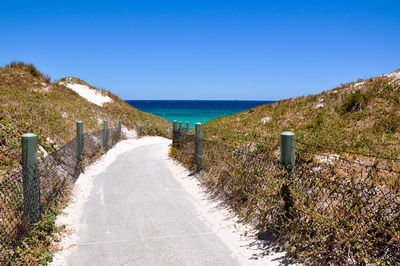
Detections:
[0, 62, 172, 264]
[203, 70, 400, 159]
[0, 63, 172, 173]
[173, 69, 400, 264]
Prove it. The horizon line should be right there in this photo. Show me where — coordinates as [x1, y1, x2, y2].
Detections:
[124, 99, 278, 101]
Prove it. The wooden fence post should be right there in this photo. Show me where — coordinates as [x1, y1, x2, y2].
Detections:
[179, 121, 183, 133]
[173, 120, 178, 144]
[103, 120, 108, 149]
[186, 122, 189, 132]
[195, 123, 203, 172]
[178, 121, 183, 143]
[22, 133, 41, 223]
[117, 120, 122, 137]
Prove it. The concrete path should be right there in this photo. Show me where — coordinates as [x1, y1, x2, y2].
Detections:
[65, 138, 239, 266]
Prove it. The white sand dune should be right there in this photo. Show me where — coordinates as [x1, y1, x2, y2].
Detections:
[61, 81, 112, 106]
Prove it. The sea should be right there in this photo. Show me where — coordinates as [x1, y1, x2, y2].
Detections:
[126, 100, 274, 129]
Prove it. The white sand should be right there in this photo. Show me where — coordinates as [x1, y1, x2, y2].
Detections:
[51, 131, 158, 265]
[353, 81, 365, 88]
[315, 154, 339, 165]
[386, 71, 400, 85]
[314, 103, 324, 109]
[52, 136, 288, 265]
[61, 81, 112, 106]
[386, 71, 400, 80]
[163, 147, 288, 265]
[261, 116, 272, 124]
[122, 125, 138, 139]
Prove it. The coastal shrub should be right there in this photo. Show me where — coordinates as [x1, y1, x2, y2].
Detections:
[338, 90, 373, 114]
[5, 61, 51, 83]
[305, 111, 324, 131]
[10, 194, 67, 265]
[170, 138, 196, 172]
[373, 114, 400, 134]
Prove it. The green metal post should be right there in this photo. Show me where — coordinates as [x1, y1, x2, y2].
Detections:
[280, 131, 295, 220]
[77, 121, 84, 160]
[280, 131, 295, 166]
[22, 133, 41, 223]
[103, 120, 109, 149]
[195, 123, 203, 172]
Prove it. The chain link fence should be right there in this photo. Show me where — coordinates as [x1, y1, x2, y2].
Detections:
[0, 127, 121, 262]
[171, 128, 400, 264]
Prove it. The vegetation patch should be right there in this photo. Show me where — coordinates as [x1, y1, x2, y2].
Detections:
[0, 62, 172, 171]
[0, 62, 172, 264]
[2, 189, 69, 265]
[338, 90, 374, 114]
[5, 62, 51, 83]
[172, 69, 400, 264]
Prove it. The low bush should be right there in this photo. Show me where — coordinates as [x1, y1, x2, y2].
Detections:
[338, 90, 374, 114]
[5, 62, 51, 83]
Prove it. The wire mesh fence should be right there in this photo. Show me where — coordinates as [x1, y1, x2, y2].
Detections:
[170, 133, 196, 171]
[290, 155, 400, 264]
[172, 128, 400, 264]
[0, 169, 25, 260]
[0, 127, 122, 262]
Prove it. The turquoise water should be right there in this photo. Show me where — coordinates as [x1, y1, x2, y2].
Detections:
[126, 100, 274, 129]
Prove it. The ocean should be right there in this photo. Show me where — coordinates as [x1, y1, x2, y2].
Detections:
[126, 100, 274, 129]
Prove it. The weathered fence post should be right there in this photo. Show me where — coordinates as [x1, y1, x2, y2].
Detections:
[172, 120, 178, 144]
[77, 121, 84, 160]
[178, 121, 183, 143]
[195, 123, 203, 172]
[179, 121, 183, 133]
[103, 120, 109, 150]
[280, 131, 295, 220]
[22, 133, 41, 223]
[117, 120, 122, 137]
[280, 131, 295, 167]
[186, 122, 189, 132]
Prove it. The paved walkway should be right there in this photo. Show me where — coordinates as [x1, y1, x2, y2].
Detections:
[66, 138, 239, 266]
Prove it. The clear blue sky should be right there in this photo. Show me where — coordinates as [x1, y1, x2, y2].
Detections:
[1, 0, 399, 100]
